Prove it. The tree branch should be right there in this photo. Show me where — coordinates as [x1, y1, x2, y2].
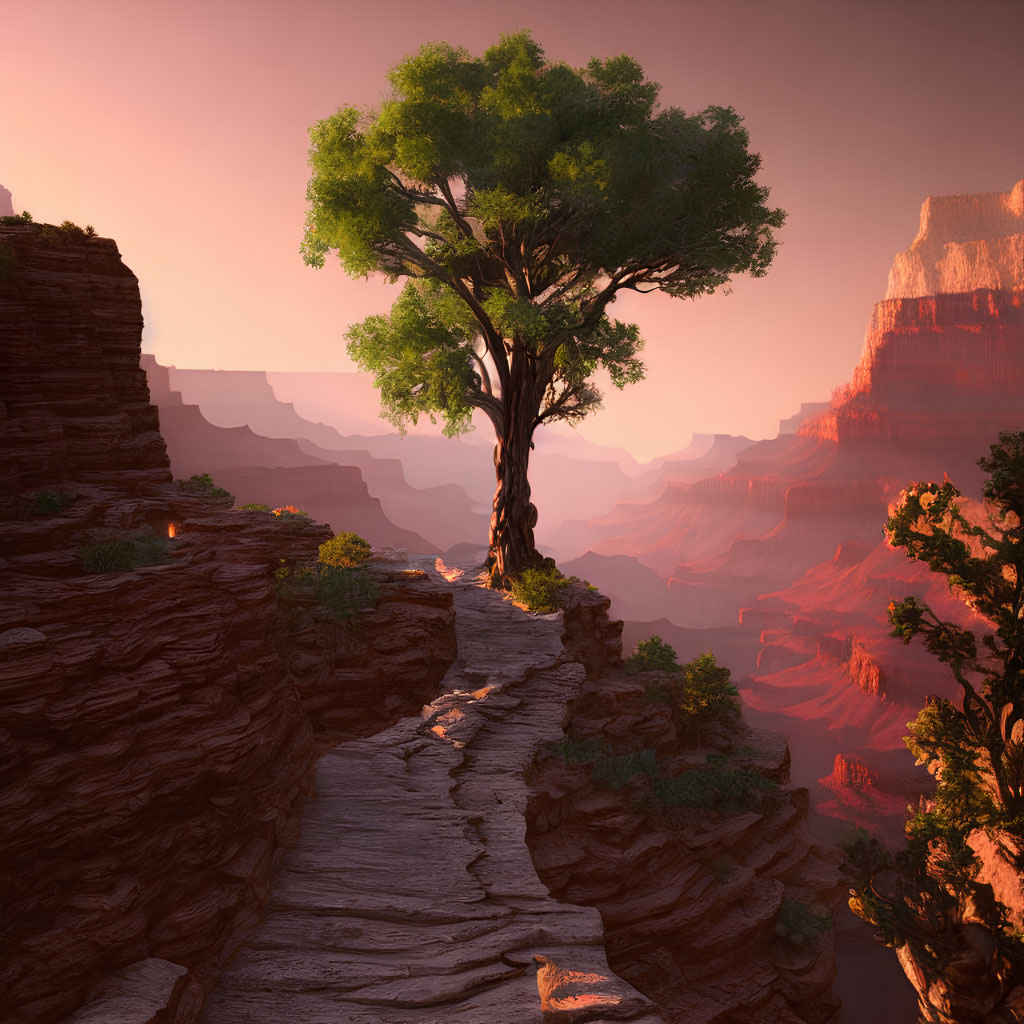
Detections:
[468, 347, 494, 397]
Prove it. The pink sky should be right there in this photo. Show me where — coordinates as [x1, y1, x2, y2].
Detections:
[3, 0, 1023, 460]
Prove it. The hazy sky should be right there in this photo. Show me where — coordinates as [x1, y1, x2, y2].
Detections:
[4, 0, 1023, 460]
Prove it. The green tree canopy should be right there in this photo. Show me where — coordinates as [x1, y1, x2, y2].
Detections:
[302, 31, 785, 582]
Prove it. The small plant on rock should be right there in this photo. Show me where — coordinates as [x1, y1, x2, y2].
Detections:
[79, 530, 171, 573]
[312, 564, 379, 619]
[590, 749, 660, 790]
[652, 758, 779, 814]
[319, 531, 372, 567]
[28, 490, 75, 516]
[774, 899, 832, 947]
[549, 735, 608, 764]
[238, 502, 272, 512]
[176, 472, 233, 501]
[509, 563, 569, 613]
[635, 643, 740, 737]
[625, 635, 681, 674]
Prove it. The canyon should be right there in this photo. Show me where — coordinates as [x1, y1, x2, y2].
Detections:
[2, 219, 845, 1022]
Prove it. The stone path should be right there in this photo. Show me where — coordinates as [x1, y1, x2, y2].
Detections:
[201, 558, 660, 1023]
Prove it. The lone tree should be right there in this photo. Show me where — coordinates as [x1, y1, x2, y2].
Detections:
[302, 32, 785, 584]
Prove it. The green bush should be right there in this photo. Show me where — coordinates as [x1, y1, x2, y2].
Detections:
[60, 220, 92, 238]
[277, 561, 380, 620]
[0, 211, 32, 224]
[652, 760, 778, 813]
[774, 899, 832, 946]
[509, 565, 569, 613]
[643, 650, 740, 735]
[238, 502, 272, 512]
[79, 533, 170, 573]
[313, 565, 379, 618]
[28, 490, 75, 515]
[591, 749, 660, 790]
[319, 531, 372, 568]
[176, 472, 233, 501]
[549, 735, 607, 764]
[625, 635, 681, 674]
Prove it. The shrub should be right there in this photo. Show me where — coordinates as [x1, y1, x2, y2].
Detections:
[625, 635, 681, 674]
[0, 211, 32, 225]
[272, 504, 307, 516]
[176, 472, 233, 501]
[674, 653, 740, 722]
[652, 760, 779, 813]
[79, 532, 170, 573]
[549, 735, 607, 764]
[312, 564, 379, 619]
[28, 490, 75, 516]
[238, 502, 272, 512]
[276, 561, 380, 620]
[591, 749, 660, 790]
[774, 899, 832, 946]
[319, 531, 371, 567]
[509, 565, 569, 613]
[643, 650, 740, 735]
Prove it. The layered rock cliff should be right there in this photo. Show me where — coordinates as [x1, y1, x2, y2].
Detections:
[0, 223, 458, 1023]
[527, 670, 842, 1024]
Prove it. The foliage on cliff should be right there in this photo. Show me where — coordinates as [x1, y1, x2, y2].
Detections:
[626, 637, 740, 735]
[845, 432, 1024, 1015]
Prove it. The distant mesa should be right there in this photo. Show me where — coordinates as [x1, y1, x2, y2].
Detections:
[0, 184, 13, 217]
[778, 402, 829, 435]
[801, 179, 1024, 450]
[886, 178, 1024, 298]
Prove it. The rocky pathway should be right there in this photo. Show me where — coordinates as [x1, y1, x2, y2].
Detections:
[200, 558, 660, 1023]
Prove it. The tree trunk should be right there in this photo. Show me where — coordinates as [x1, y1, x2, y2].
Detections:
[489, 356, 542, 587]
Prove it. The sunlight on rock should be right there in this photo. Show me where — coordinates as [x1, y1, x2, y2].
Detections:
[535, 955, 624, 1015]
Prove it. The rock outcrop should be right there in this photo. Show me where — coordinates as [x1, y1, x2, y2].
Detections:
[527, 671, 842, 1024]
[142, 356, 443, 553]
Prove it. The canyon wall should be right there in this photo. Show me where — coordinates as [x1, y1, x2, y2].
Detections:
[0, 223, 457, 1023]
[566, 182, 1024, 838]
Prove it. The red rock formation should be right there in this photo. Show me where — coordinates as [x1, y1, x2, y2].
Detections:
[886, 179, 1024, 299]
[0, 223, 170, 493]
[0, 223, 457, 1024]
[527, 670, 842, 1024]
